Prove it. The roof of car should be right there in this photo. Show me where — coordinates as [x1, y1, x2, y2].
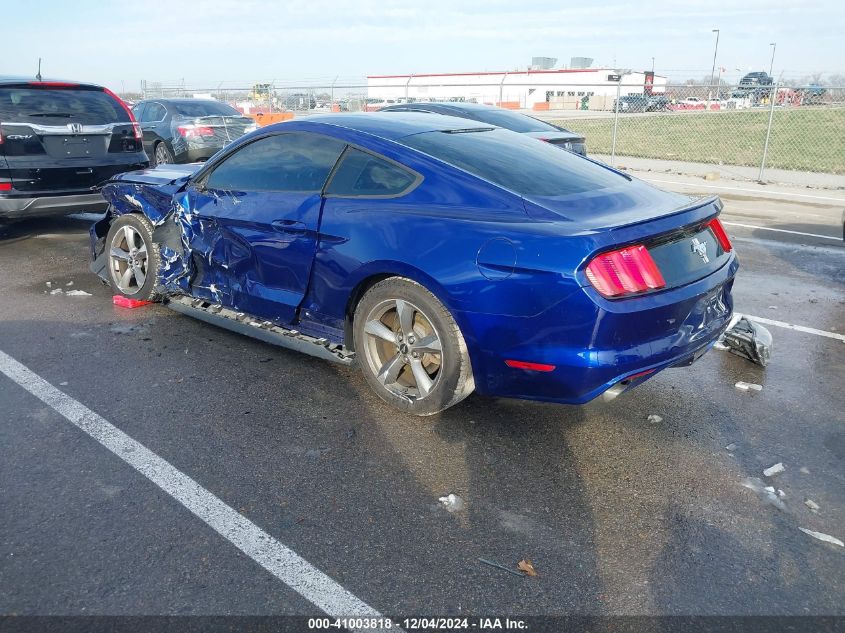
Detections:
[287, 112, 493, 140]
[0, 75, 102, 89]
[138, 98, 223, 104]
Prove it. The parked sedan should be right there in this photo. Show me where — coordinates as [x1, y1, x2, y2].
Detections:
[0, 76, 148, 220]
[380, 101, 587, 155]
[132, 99, 256, 165]
[614, 95, 649, 112]
[89, 113, 737, 415]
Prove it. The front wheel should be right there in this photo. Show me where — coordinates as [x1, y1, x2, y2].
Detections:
[105, 213, 162, 301]
[353, 277, 474, 416]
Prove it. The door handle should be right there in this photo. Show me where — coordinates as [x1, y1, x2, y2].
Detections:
[271, 219, 308, 234]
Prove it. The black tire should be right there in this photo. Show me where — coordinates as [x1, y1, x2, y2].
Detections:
[353, 277, 474, 416]
[105, 213, 162, 301]
[152, 142, 174, 166]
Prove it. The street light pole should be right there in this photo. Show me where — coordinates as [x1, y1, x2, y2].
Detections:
[709, 28, 720, 100]
[768, 42, 777, 77]
[651, 57, 655, 73]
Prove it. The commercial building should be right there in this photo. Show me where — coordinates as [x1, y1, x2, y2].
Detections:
[366, 68, 667, 110]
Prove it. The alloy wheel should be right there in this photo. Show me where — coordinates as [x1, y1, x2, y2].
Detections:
[155, 144, 171, 165]
[362, 299, 443, 400]
[109, 225, 148, 295]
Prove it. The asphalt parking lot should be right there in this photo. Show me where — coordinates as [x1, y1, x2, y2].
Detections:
[1, 190, 843, 623]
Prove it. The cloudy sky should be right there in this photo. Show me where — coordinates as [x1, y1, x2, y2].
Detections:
[3, 0, 843, 91]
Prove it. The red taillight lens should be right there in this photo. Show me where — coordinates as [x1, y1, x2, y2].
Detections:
[178, 125, 214, 138]
[707, 218, 732, 252]
[102, 87, 143, 140]
[0, 182, 12, 191]
[585, 244, 666, 298]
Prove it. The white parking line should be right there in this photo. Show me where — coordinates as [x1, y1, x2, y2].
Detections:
[744, 315, 845, 342]
[721, 221, 841, 241]
[642, 178, 845, 203]
[0, 349, 381, 623]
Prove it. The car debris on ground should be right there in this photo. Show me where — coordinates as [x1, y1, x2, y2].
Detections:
[798, 528, 844, 547]
[719, 316, 773, 366]
[735, 381, 763, 392]
[438, 493, 466, 512]
[742, 477, 787, 511]
[763, 462, 786, 477]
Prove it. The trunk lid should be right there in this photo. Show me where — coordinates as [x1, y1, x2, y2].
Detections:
[177, 114, 255, 146]
[524, 184, 732, 291]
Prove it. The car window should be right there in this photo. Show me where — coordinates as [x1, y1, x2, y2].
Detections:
[0, 86, 130, 124]
[400, 128, 624, 197]
[205, 132, 346, 192]
[172, 101, 240, 117]
[143, 102, 166, 122]
[131, 102, 146, 121]
[326, 148, 418, 197]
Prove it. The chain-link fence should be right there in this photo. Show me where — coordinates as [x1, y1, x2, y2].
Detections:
[549, 82, 845, 179]
[131, 79, 845, 182]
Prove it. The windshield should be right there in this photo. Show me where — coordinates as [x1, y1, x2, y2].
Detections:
[0, 86, 129, 124]
[172, 101, 241, 117]
[400, 128, 625, 196]
[459, 108, 558, 133]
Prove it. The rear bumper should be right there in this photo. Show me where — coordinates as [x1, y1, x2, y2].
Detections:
[460, 254, 739, 405]
[176, 147, 220, 163]
[0, 191, 108, 219]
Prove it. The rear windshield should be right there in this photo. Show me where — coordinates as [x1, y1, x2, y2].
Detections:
[400, 128, 625, 196]
[456, 108, 557, 133]
[171, 101, 240, 117]
[0, 86, 129, 124]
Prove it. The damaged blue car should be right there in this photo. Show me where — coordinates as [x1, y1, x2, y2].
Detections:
[90, 113, 738, 415]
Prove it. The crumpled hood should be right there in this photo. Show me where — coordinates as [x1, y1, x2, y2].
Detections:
[108, 163, 202, 187]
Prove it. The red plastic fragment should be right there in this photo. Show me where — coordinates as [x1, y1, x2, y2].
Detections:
[112, 295, 151, 309]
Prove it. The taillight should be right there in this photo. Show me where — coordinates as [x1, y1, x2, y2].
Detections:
[102, 87, 142, 140]
[0, 183, 11, 191]
[707, 218, 732, 252]
[585, 244, 666, 298]
[177, 125, 214, 138]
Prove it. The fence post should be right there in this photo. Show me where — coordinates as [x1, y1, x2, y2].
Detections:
[758, 81, 779, 182]
[611, 80, 621, 165]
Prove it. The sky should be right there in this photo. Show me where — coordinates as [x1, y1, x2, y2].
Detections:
[3, 0, 843, 92]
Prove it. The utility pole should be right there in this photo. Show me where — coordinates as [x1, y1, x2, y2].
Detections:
[768, 42, 777, 77]
[651, 57, 655, 73]
[709, 28, 720, 100]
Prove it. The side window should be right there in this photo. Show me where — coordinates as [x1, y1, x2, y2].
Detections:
[325, 148, 418, 197]
[144, 102, 166, 121]
[131, 103, 146, 121]
[205, 132, 345, 192]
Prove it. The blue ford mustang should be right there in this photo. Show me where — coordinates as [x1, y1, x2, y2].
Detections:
[90, 113, 738, 415]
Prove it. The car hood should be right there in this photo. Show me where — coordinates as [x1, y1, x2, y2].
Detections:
[523, 130, 584, 143]
[108, 163, 202, 187]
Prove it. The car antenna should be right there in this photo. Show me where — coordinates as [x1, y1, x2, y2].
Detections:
[36, 58, 42, 82]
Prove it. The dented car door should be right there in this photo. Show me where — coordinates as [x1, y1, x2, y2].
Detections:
[186, 132, 346, 324]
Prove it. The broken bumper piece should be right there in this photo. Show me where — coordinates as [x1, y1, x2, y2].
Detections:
[720, 315, 773, 367]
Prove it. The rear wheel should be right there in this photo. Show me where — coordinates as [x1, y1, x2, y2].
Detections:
[353, 277, 474, 416]
[105, 213, 162, 301]
[153, 142, 174, 166]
